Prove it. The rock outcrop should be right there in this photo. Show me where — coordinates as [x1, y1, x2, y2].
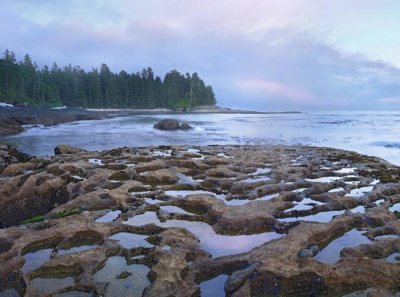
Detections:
[1, 144, 400, 296]
[153, 119, 192, 130]
[0, 144, 29, 174]
[54, 144, 87, 155]
[153, 119, 180, 130]
[179, 122, 192, 130]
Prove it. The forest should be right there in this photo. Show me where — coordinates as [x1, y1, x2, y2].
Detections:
[0, 50, 216, 109]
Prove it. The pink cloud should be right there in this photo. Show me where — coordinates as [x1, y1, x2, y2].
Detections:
[236, 78, 316, 103]
[377, 97, 400, 104]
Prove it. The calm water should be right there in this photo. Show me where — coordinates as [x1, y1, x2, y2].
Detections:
[3, 111, 400, 165]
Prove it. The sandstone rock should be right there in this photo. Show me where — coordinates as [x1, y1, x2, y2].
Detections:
[135, 159, 165, 173]
[1, 144, 400, 296]
[0, 173, 69, 226]
[140, 169, 179, 185]
[202, 156, 230, 166]
[54, 144, 87, 155]
[205, 166, 237, 178]
[0, 144, 29, 173]
[1, 162, 34, 177]
[108, 170, 132, 181]
[106, 163, 127, 170]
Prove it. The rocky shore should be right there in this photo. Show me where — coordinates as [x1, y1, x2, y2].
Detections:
[1, 144, 400, 296]
[0, 105, 302, 138]
[0, 106, 104, 137]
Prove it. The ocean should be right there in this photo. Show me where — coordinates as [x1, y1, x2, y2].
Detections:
[3, 111, 400, 165]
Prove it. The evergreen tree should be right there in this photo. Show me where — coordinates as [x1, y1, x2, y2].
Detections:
[0, 49, 217, 109]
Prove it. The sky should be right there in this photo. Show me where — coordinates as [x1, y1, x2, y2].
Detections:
[1, 0, 400, 111]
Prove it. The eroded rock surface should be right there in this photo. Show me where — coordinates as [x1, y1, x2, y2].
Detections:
[54, 145, 87, 155]
[1, 144, 400, 296]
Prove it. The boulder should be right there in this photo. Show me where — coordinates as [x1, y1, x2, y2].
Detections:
[154, 119, 180, 131]
[179, 123, 193, 130]
[54, 144, 87, 155]
[139, 169, 179, 185]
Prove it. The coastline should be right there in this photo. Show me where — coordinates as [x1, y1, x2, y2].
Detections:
[0, 105, 303, 137]
[0, 106, 106, 137]
[0, 143, 399, 296]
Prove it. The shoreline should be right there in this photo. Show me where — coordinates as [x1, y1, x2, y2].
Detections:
[0, 143, 399, 296]
[0, 105, 304, 137]
[0, 106, 106, 137]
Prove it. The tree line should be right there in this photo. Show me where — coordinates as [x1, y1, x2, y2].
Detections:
[0, 50, 216, 109]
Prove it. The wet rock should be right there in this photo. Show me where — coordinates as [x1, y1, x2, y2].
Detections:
[1, 162, 34, 177]
[47, 165, 65, 176]
[117, 271, 132, 279]
[0, 238, 13, 254]
[0, 174, 69, 226]
[225, 262, 261, 294]
[0, 118, 24, 136]
[1, 144, 400, 296]
[298, 248, 314, 258]
[108, 170, 132, 181]
[0, 144, 29, 173]
[202, 157, 230, 166]
[153, 119, 180, 131]
[106, 163, 127, 170]
[179, 123, 193, 130]
[205, 166, 237, 178]
[342, 287, 390, 297]
[135, 159, 165, 173]
[309, 245, 319, 255]
[298, 245, 320, 259]
[140, 169, 179, 185]
[281, 272, 325, 296]
[54, 144, 87, 155]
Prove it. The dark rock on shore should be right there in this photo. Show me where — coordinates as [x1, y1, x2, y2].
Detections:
[0, 144, 29, 173]
[153, 119, 192, 130]
[0, 119, 24, 136]
[54, 144, 87, 155]
[225, 262, 261, 294]
[0, 106, 103, 136]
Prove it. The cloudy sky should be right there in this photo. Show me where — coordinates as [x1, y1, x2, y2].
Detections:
[1, 0, 400, 111]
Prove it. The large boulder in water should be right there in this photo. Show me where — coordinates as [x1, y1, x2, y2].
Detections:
[154, 119, 193, 131]
[153, 119, 180, 130]
[179, 122, 193, 130]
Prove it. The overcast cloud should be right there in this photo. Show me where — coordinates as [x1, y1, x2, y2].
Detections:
[1, 0, 400, 111]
